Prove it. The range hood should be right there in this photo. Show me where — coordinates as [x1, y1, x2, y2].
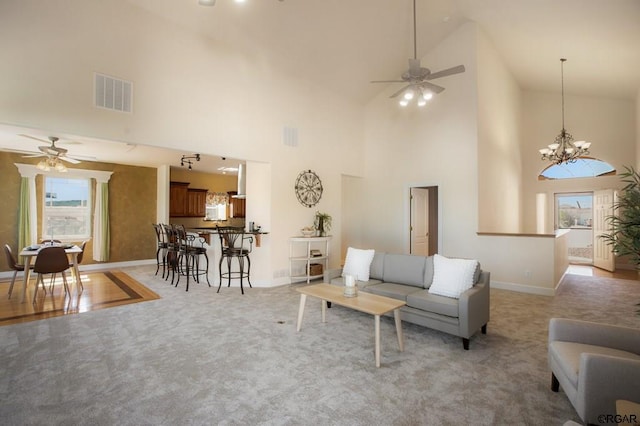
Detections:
[232, 163, 246, 199]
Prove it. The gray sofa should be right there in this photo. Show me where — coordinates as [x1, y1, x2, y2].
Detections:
[324, 252, 490, 350]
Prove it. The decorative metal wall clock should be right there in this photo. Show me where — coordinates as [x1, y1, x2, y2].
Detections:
[295, 170, 323, 208]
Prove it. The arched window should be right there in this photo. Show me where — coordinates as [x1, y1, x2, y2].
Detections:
[538, 157, 615, 180]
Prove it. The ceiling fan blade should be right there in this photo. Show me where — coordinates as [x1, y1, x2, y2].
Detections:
[425, 64, 466, 80]
[19, 134, 51, 144]
[371, 79, 407, 84]
[60, 156, 81, 164]
[419, 81, 446, 94]
[22, 153, 46, 158]
[389, 84, 412, 99]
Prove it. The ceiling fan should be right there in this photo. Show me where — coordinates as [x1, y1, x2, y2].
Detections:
[371, 0, 465, 106]
[20, 135, 81, 164]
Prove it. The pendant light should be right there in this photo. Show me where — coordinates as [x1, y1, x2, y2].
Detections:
[539, 58, 591, 165]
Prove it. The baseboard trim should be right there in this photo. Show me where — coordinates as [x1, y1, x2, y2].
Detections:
[491, 280, 555, 296]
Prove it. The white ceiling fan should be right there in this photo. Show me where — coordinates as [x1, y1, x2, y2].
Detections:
[19, 135, 82, 164]
[371, 0, 465, 106]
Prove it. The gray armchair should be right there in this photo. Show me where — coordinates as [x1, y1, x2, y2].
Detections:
[548, 318, 640, 425]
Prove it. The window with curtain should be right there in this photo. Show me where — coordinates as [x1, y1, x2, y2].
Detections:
[42, 176, 91, 241]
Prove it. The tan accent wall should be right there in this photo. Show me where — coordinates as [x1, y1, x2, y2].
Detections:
[0, 151, 157, 271]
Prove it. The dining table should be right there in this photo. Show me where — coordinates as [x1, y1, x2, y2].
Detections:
[18, 243, 83, 303]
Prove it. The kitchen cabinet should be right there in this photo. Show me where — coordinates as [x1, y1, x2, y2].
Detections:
[187, 189, 207, 217]
[169, 182, 189, 216]
[227, 191, 246, 218]
[170, 181, 207, 217]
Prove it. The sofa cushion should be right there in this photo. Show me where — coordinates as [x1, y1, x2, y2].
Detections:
[473, 262, 481, 284]
[369, 252, 385, 280]
[406, 289, 459, 318]
[423, 255, 434, 288]
[342, 247, 375, 281]
[428, 254, 478, 299]
[364, 283, 421, 301]
[549, 341, 640, 389]
[382, 254, 426, 288]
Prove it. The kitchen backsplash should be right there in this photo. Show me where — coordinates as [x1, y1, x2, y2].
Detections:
[171, 217, 245, 229]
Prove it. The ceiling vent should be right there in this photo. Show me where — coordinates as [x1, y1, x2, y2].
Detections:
[94, 73, 133, 113]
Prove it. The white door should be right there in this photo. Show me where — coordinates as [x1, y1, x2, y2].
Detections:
[410, 188, 429, 256]
[593, 189, 616, 272]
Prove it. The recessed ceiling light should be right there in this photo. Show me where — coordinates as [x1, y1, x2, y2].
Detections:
[217, 166, 239, 173]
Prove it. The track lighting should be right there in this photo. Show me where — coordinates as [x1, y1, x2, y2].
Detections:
[181, 154, 201, 170]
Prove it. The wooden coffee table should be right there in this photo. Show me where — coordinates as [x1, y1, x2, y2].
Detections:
[296, 283, 406, 367]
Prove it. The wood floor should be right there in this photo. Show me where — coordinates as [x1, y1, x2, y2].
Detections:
[566, 264, 639, 280]
[0, 270, 160, 326]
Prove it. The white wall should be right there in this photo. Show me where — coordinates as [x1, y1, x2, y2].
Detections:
[360, 22, 480, 259]
[521, 92, 636, 233]
[637, 89, 640, 169]
[0, 0, 364, 284]
[476, 29, 523, 233]
[340, 175, 364, 262]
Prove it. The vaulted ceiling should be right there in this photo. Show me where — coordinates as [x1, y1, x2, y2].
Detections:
[126, 0, 640, 102]
[1, 0, 639, 170]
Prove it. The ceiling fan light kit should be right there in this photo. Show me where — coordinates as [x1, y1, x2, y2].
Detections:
[371, 0, 465, 108]
[20, 135, 81, 172]
[539, 58, 591, 165]
[37, 157, 67, 173]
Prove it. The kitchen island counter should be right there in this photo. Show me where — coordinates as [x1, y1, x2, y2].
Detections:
[189, 228, 268, 247]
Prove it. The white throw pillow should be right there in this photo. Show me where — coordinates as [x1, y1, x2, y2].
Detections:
[342, 247, 375, 282]
[428, 254, 478, 299]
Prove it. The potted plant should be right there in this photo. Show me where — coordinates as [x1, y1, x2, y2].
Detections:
[601, 165, 640, 314]
[314, 211, 332, 237]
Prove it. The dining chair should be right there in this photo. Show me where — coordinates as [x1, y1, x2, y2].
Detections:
[66, 240, 88, 291]
[32, 246, 72, 303]
[4, 244, 34, 299]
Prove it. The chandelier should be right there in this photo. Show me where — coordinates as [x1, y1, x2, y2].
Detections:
[539, 58, 590, 165]
[36, 157, 67, 172]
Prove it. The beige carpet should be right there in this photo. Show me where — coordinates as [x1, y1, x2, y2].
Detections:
[0, 266, 638, 425]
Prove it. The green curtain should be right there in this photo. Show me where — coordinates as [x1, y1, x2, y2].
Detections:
[101, 182, 110, 261]
[17, 177, 31, 251]
[93, 181, 110, 261]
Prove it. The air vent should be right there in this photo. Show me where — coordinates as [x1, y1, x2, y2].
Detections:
[283, 126, 298, 147]
[94, 73, 133, 113]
